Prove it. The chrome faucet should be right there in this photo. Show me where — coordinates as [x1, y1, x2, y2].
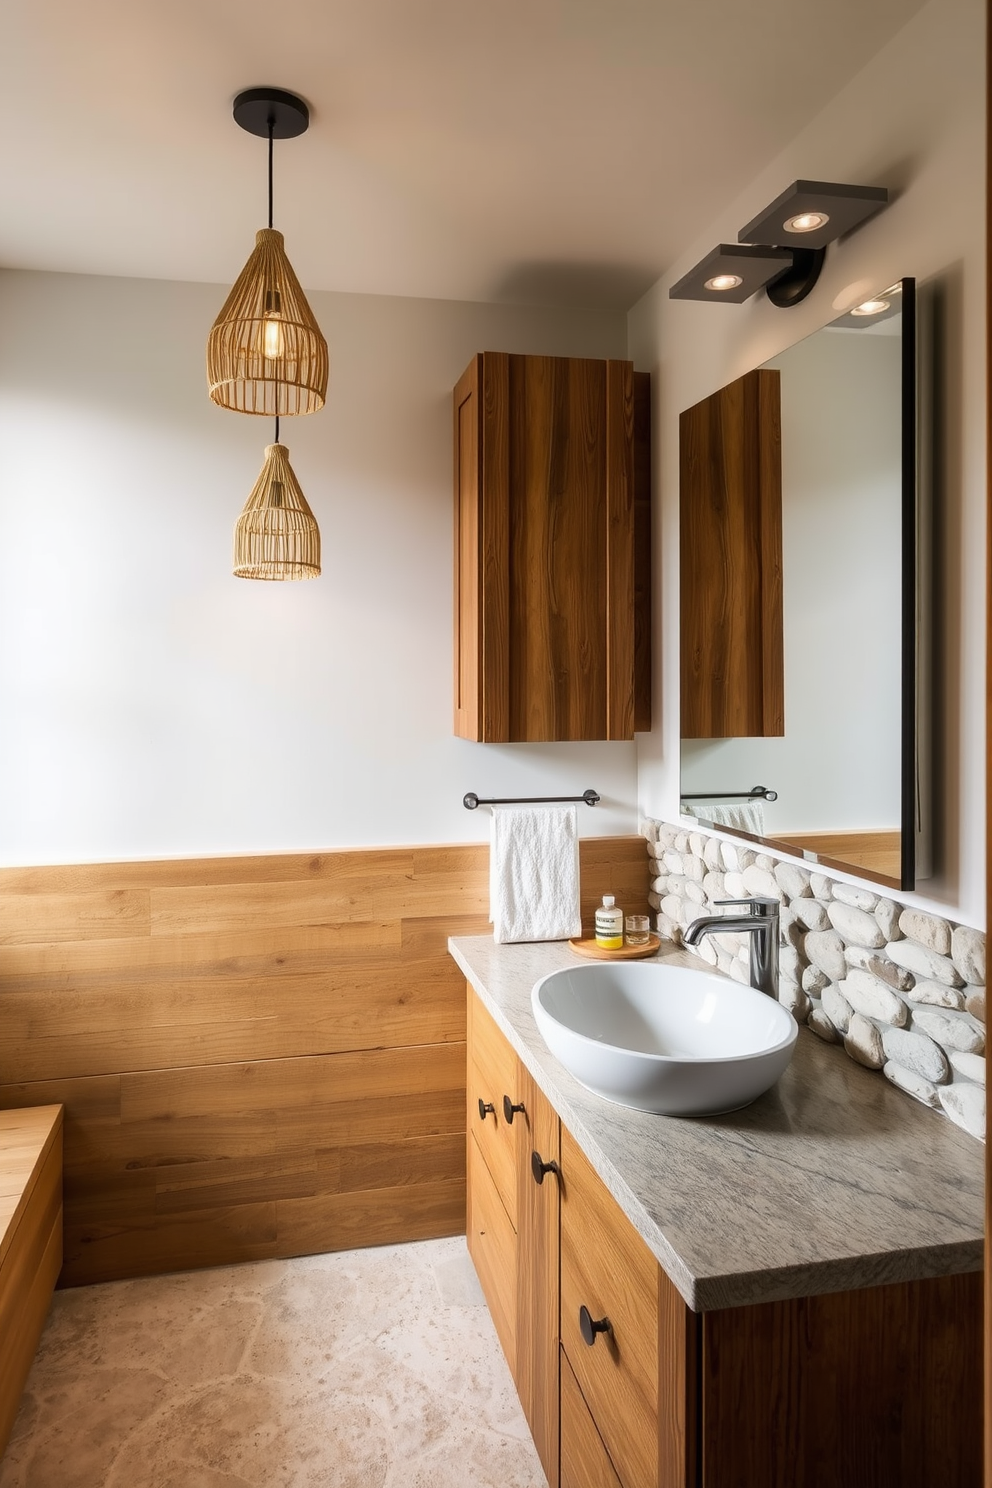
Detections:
[683, 897, 780, 997]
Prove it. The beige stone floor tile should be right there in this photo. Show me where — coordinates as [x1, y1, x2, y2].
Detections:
[0, 1237, 547, 1488]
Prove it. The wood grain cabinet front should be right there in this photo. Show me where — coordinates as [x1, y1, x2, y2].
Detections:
[453, 352, 651, 742]
[463, 985, 982, 1488]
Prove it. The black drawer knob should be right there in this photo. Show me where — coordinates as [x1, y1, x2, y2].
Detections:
[531, 1150, 560, 1186]
[478, 1099, 495, 1120]
[579, 1305, 611, 1347]
[503, 1095, 525, 1124]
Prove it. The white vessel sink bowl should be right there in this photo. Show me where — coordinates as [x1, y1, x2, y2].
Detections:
[532, 962, 798, 1116]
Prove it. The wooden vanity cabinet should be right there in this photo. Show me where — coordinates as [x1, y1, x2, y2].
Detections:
[466, 990, 560, 1487]
[465, 986, 982, 1488]
[453, 352, 651, 743]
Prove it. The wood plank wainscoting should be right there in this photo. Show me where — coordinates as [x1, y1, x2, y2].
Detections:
[0, 837, 649, 1288]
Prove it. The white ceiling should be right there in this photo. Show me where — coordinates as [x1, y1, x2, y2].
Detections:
[6, 0, 929, 309]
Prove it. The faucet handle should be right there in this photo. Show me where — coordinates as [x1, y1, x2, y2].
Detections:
[715, 897, 779, 916]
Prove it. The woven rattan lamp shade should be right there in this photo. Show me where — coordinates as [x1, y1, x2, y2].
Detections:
[208, 229, 328, 417]
[234, 442, 320, 580]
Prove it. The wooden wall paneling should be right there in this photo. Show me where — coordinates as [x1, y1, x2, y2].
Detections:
[680, 368, 784, 739]
[454, 355, 483, 740]
[632, 370, 653, 734]
[606, 358, 636, 741]
[0, 837, 649, 1286]
[701, 1271, 983, 1488]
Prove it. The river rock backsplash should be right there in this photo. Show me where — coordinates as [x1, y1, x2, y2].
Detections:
[643, 818, 986, 1142]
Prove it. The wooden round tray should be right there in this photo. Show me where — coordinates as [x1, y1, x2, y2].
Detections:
[568, 933, 662, 961]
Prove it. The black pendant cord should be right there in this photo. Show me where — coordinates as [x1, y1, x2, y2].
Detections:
[267, 119, 274, 229]
[275, 415, 280, 444]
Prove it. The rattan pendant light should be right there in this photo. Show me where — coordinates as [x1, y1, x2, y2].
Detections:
[207, 89, 328, 416]
[233, 431, 320, 580]
[211, 88, 326, 581]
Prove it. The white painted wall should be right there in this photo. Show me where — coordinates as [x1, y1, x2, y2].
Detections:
[0, 272, 637, 863]
[681, 325, 904, 835]
[628, 0, 986, 925]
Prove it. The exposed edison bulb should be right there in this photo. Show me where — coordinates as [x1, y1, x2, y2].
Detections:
[850, 297, 890, 317]
[262, 316, 285, 359]
[704, 273, 743, 292]
[783, 210, 829, 234]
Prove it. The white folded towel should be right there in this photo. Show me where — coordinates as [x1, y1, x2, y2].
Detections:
[489, 805, 582, 944]
[683, 801, 766, 835]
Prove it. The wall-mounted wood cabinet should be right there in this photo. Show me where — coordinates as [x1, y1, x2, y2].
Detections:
[680, 368, 784, 739]
[453, 353, 651, 742]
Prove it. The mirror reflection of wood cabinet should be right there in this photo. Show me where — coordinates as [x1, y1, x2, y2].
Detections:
[679, 368, 784, 739]
[453, 352, 651, 742]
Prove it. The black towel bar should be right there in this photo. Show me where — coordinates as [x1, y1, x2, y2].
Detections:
[463, 789, 600, 810]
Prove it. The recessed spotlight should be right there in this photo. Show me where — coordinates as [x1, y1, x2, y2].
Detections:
[704, 274, 744, 292]
[850, 297, 890, 316]
[784, 211, 830, 234]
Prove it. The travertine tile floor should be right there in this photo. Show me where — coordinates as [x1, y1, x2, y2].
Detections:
[0, 1237, 547, 1488]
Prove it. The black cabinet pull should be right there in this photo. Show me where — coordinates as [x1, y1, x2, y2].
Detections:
[531, 1150, 560, 1186]
[503, 1095, 525, 1124]
[478, 1099, 495, 1120]
[579, 1305, 611, 1346]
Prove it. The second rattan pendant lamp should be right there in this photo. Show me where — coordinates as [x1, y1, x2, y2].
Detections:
[207, 88, 328, 580]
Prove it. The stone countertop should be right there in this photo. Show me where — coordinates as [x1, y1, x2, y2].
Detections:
[448, 935, 985, 1313]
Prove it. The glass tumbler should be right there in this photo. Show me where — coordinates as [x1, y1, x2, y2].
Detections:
[625, 914, 651, 946]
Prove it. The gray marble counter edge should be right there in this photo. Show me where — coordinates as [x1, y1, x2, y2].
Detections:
[448, 937, 984, 1313]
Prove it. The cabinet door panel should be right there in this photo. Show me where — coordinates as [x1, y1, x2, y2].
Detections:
[560, 1349, 623, 1488]
[466, 990, 520, 1226]
[560, 1128, 659, 1488]
[516, 1067, 560, 1488]
[466, 1129, 516, 1376]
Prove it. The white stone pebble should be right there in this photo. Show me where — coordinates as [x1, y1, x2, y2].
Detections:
[723, 871, 745, 899]
[804, 930, 847, 983]
[874, 898, 902, 941]
[802, 965, 830, 995]
[883, 1061, 941, 1108]
[948, 1050, 986, 1084]
[792, 899, 830, 933]
[827, 901, 886, 949]
[808, 1006, 840, 1043]
[741, 864, 783, 900]
[911, 1008, 984, 1055]
[774, 862, 812, 899]
[938, 1083, 986, 1140]
[885, 939, 964, 988]
[840, 970, 907, 1027]
[832, 883, 878, 912]
[778, 980, 811, 1021]
[951, 926, 985, 987]
[845, 1013, 885, 1070]
[898, 909, 952, 957]
[908, 980, 965, 1010]
[683, 855, 706, 883]
[821, 983, 853, 1035]
[880, 1026, 949, 1084]
[810, 873, 834, 901]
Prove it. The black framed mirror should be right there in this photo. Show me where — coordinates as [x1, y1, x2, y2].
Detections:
[679, 277, 929, 891]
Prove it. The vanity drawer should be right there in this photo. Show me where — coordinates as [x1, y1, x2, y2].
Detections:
[466, 1128, 516, 1375]
[560, 1127, 659, 1488]
[560, 1348, 623, 1488]
[467, 988, 521, 1226]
